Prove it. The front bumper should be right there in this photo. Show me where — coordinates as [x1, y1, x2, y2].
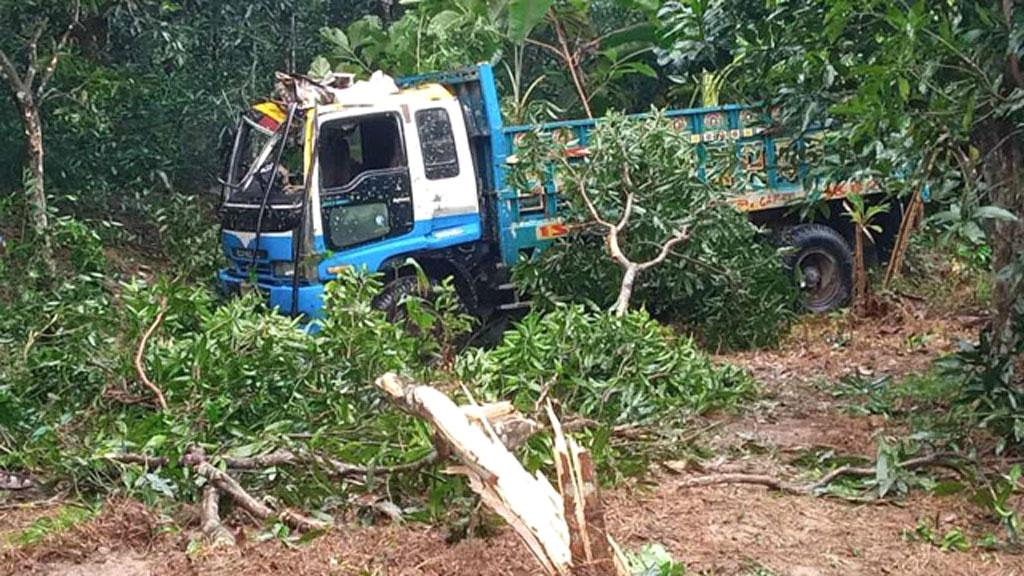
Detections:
[218, 270, 325, 318]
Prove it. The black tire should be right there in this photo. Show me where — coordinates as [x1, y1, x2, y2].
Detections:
[372, 275, 433, 324]
[783, 224, 854, 313]
[373, 275, 472, 345]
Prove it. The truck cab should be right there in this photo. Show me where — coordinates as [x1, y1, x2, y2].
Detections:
[218, 66, 560, 320]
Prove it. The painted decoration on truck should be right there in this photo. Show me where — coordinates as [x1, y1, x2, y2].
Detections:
[703, 142, 737, 188]
[728, 179, 881, 212]
[537, 221, 569, 240]
[774, 134, 825, 185]
[739, 109, 761, 128]
[738, 141, 768, 189]
[693, 129, 752, 144]
[704, 113, 725, 130]
[740, 141, 766, 172]
[774, 138, 801, 184]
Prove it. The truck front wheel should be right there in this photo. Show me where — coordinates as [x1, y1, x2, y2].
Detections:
[372, 275, 434, 325]
[783, 224, 854, 313]
[372, 274, 471, 339]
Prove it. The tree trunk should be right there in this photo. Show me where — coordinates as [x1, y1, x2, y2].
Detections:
[21, 100, 55, 273]
[853, 228, 867, 315]
[613, 265, 640, 317]
[976, 121, 1024, 356]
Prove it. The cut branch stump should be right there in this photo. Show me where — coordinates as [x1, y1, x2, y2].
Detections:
[375, 372, 627, 576]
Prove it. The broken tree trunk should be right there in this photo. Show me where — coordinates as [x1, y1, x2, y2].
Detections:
[375, 372, 628, 576]
[547, 404, 618, 575]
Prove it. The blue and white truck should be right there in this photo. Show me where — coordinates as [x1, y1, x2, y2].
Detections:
[217, 63, 897, 320]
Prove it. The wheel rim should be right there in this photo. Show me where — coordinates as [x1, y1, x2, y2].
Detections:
[795, 249, 842, 312]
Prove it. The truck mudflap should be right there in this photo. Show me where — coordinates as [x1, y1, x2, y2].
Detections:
[218, 271, 325, 319]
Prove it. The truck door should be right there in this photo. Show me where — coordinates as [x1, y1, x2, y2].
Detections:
[316, 111, 415, 253]
[408, 101, 480, 230]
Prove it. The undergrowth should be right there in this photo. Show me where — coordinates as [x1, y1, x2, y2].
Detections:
[813, 350, 1024, 544]
[3, 505, 98, 547]
[0, 214, 751, 523]
[458, 305, 753, 478]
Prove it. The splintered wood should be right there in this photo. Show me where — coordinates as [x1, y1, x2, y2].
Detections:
[375, 373, 628, 576]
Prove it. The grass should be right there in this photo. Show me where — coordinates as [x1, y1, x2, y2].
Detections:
[4, 504, 97, 548]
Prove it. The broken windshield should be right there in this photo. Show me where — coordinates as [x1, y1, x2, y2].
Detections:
[223, 107, 304, 207]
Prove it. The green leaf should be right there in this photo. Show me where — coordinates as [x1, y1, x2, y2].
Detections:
[143, 434, 167, 451]
[601, 23, 658, 48]
[320, 27, 349, 50]
[507, 0, 554, 43]
[975, 206, 1019, 222]
[308, 56, 333, 79]
[428, 10, 462, 36]
[898, 77, 910, 100]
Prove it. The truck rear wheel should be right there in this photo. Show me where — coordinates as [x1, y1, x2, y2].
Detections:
[783, 224, 854, 313]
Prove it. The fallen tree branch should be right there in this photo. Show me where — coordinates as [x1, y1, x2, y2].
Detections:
[223, 448, 440, 478]
[134, 296, 169, 411]
[195, 462, 328, 532]
[676, 451, 966, 497]
[806, 451, 966, 491]
[200, 485, 236, 547]
[676, 473, 805, 495]
[105, 453, 170, 468]
[105, 448, 438, 478]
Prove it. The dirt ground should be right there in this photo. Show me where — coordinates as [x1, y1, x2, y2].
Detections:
[4, 301, 1023, 576]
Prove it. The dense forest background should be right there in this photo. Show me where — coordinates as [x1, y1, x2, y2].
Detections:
[0, 1, 376, 251]
[1, 1, 1022, 571]
[0, 0, 668, 224]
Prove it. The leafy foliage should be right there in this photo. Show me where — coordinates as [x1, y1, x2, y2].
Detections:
[1, 0, 373, 227]
[737, 0, 1023, 348]
[318, 1, 507, 77]
[316, 0, 664, 117]
[459, 305, 752, 424]
[974, 464, 1023, 542]
[510, 112, 796, 349]
[626, 542, 687, 576]
[944, 318, 1024, 452]
[456, 304, 753, 477]
[0, 210, 752, 517]
[655, 0, 765, 105]
[0, 223, 448, 509]
[3, 505, 98, 547]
